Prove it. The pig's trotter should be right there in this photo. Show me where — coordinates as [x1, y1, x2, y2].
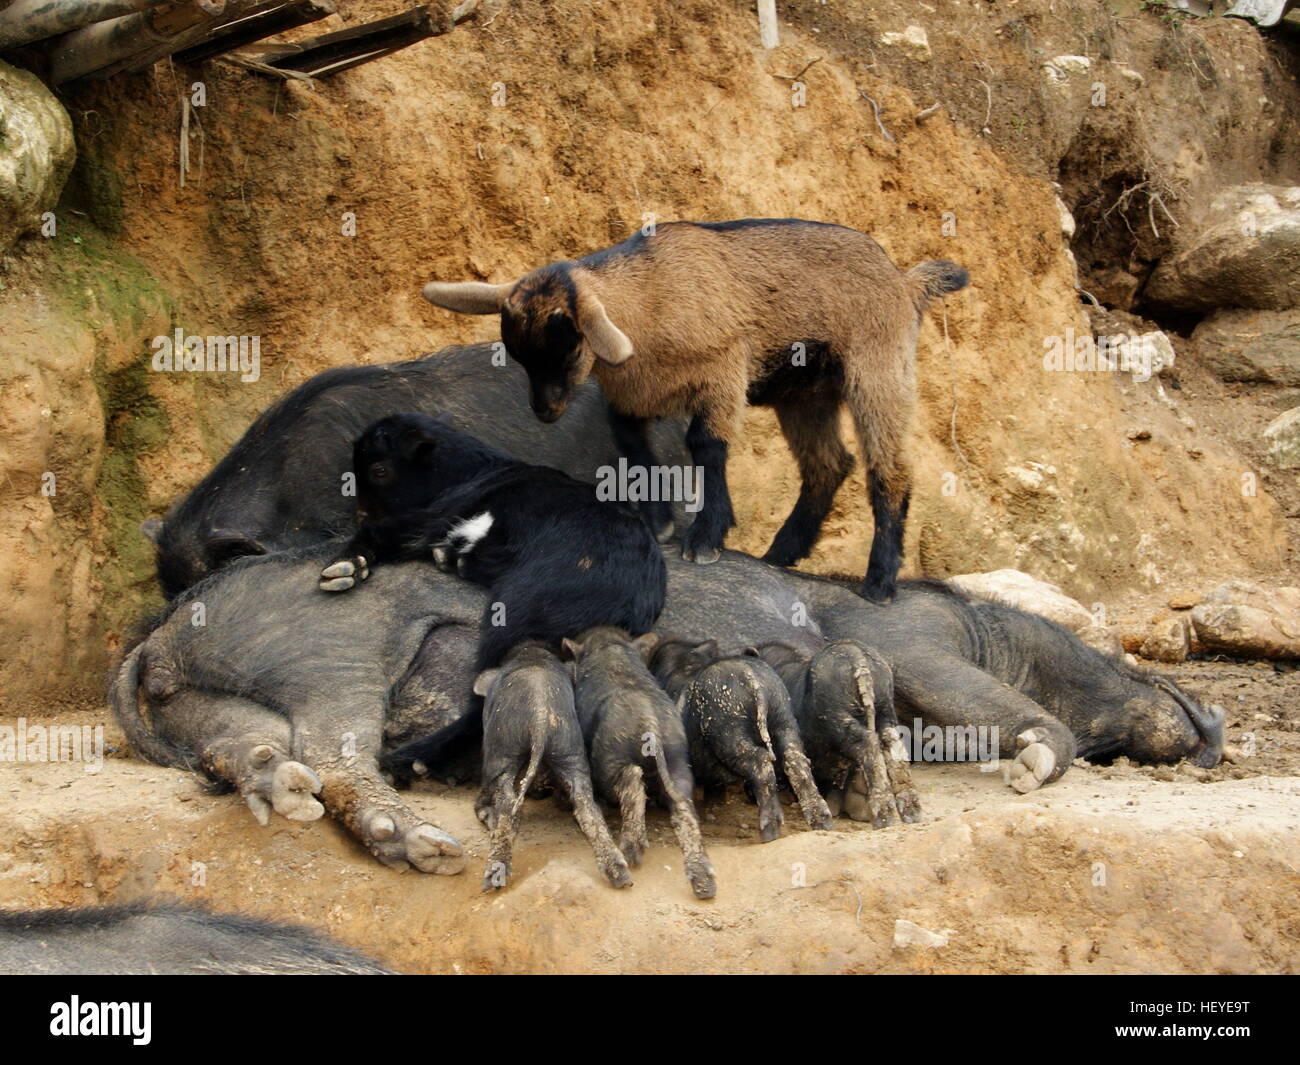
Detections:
[614, 764, 649, 867]
[318, 556, 369, 592]
[566, 773, 633, 888]
[213, 741, 323, 827]
[880, 726, 921, 823]
[782, 749, 834, 831]
[269, 759, 325, 822]
[1008, 728, 1057, 793]
[322, 773, 466, 874]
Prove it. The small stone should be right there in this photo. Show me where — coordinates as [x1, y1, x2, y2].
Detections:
[893, 919, 951, 949]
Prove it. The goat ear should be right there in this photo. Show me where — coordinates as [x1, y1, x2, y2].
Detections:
[472, 668, 500, 697]
[421, 280, 513, 315]
[140, 517, 163, 544]
[575, 288, 633, 365]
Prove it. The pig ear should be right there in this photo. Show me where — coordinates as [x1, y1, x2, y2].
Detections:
[472, 669, 500, 697]
[203, 530, 267, 567]
[694, 639, 720, 658]
[561, 637, 583, 660]
[631, 632, 660, 662]
[421, 280, 514, 315]
[140, 517, 163, 544]
[575, 286, 633, 365]
[742, 646, 761, 657]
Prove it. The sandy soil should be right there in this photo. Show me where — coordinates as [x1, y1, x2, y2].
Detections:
[2, 658, 1296, 975]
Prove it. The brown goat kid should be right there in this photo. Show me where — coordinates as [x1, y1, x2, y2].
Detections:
[421, 219, 968, 601]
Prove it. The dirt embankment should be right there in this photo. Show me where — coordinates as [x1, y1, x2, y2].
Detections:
[2, 0, 1298, 701]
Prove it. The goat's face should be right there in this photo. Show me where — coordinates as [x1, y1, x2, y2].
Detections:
[422, 266, 634, 425]
[500, 273, 593, 423]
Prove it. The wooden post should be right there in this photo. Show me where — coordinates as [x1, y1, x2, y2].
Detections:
[48, 0, 228, 84]
[0, 0, 170, 50]
[757, 0, 778, 50]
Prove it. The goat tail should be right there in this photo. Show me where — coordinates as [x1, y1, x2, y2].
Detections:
[906, 260, 969, 310]
[109, 644, 192, 769]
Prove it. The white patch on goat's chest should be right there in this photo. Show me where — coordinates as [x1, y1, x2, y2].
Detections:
[447, 510, 494, 552]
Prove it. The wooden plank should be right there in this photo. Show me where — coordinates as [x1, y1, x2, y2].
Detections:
[172, 0, 333, 63]
[262, 6, 438, 77]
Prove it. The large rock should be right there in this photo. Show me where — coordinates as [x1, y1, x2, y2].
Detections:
[1263, 407, 1300, 470]
[0, 61, 74, 255]
[1193, 309, 1300, 386]
[946, 569, 1121, 656]
[1190, 581, 1300, 660]
[1139, 616, 1191, 664]
[1146, 185, 1300, 312]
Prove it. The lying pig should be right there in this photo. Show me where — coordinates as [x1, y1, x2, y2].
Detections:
[474, 643, 632, 891]
[0, 902, 392, 975]
[150, 343, 688, 599]
[649, 639, 832, 840]
[564, 628, 717, 899]
[113, 546, 483, 874]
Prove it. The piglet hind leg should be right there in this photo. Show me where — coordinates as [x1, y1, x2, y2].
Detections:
[560, 764, 634, 889]
[652, 750, 717, 899]
[298, 717, 465, 874]
[478, 766, 527, 891]
[611, 763, 649, 868]
[761, 687, 834, 831]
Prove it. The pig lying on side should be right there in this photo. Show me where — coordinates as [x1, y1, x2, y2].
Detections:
[0, 902, 392, 975]
[649, 638, 832, 840]
[474, 643, 631, 891]
[564, 628, 717, 899]
[113, 547, 482, 874]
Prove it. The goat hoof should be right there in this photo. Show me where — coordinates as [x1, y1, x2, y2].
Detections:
[655, 521, 676, 545]
[319, 556, 368, 591]
[682, 543, 721, 564]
